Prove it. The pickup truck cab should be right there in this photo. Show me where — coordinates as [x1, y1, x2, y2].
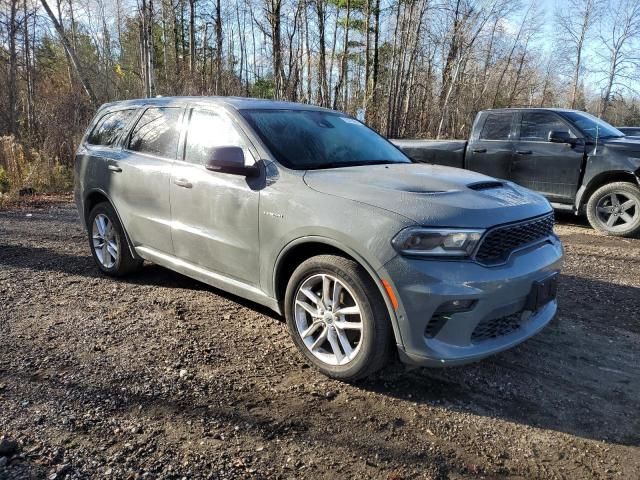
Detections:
[394, 108, 640, 237]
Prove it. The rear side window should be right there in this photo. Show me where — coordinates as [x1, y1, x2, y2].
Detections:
[87, 109, 136, 147]
[128, 107, 182, 158]
[480, 114, 513, 140]
[184, 109, 250, 165]
[520, 112, 574, 141]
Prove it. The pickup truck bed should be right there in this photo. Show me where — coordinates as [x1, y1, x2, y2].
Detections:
[391, 139, 467, 169]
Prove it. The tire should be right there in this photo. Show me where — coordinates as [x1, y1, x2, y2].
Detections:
[87, 202, 143, 276]
[586, 182, 640, 237]
[284, 254, 392, 381]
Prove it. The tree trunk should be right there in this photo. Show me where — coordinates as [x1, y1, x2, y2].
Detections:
[189, 0, 196, 74]
[40, 0, 98, 107]
[266, 0, 284, 98]
[24, 0, 35, 133]
[369, 0, 380, 126]
[333, 0, 351, 111]
[8, 0, 18, 135]
[215, 0, 223, 94]
[315, 0, 328, 107]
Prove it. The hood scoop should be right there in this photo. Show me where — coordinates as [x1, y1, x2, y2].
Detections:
[467, 181, 504, 191]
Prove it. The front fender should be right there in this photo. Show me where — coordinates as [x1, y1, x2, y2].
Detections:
[272, 235, 405, 348]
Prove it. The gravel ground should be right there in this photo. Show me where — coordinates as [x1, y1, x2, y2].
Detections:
[1, 197, 639, 479]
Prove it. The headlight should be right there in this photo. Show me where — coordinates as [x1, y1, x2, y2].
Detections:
[391, 228, 484, 257]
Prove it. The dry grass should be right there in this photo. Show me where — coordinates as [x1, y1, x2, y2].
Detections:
[0, 136, 73, 208]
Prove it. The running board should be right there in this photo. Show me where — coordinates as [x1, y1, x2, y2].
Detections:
[550, 202, 575, 212]
[135, 246, 281, 314]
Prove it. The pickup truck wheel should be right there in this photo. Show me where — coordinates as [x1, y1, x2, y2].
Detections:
[88, 202, 143, 276]
[586, 182, 640, 237]
[284, 255, 392, 381]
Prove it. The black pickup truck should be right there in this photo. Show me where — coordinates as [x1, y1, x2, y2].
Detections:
[393, 108, 640, 237]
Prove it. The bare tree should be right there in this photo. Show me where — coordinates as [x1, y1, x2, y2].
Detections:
[39, 0, 98, 106]
[596, 0, 640, 116]
[556, 0, 600, 109]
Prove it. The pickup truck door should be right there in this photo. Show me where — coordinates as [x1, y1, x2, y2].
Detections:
[169, 106, 261, 285]
[466, 112, 515, 180]
[511, 111, 584, 203]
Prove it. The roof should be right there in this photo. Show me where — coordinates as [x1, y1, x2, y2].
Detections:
[99, 96, 335, 113]
[482, 107, 582, 113]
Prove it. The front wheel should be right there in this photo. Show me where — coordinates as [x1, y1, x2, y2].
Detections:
[284, 255, 392, 381]
[586, 182, 640, 237]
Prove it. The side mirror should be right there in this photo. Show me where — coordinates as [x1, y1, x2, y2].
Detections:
[548, 130, 574, 144]
[205, 146, 259, 177]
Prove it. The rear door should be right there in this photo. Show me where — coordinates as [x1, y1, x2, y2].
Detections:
[110, 106, 183, 254]
[511, 111, 584, 202]
[169, 106, 261, 285]
[78, 108, 138, 213]
[466, 112, 515, 180]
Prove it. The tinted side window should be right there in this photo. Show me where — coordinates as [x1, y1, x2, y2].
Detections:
[128, 107, 182, 158]
[520, 112, 574, 141]
[87, 109, 136, 146]
[480, 114, 513, 140]
[185, 109, 250, 165]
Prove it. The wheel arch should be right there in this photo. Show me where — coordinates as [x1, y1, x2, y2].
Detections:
[577, 170, 640, 211]
[83, 188, 140, 260]
[273, 237, 404, 346]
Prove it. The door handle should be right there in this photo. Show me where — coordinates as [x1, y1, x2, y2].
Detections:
[516, 150, 532, 155]
[174, 178, 193, 189]
[107, 165, 122, 172]
[472, 148, 487, 153]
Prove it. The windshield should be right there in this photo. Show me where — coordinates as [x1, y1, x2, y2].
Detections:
[560, 111, 625, 139]
[239, 109, 411, 170]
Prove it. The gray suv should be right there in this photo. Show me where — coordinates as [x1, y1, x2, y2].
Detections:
[74, 97, 564, 381]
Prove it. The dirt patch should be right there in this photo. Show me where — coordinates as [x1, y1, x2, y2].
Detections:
[1, 202, 639, 479]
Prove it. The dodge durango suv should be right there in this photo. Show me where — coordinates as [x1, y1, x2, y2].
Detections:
[74, 96, 564, 381]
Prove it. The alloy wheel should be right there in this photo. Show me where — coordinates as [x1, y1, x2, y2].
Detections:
[596, 192, 639, 231]
[92, 213, 119, 269]
[294, 273, 363, 366]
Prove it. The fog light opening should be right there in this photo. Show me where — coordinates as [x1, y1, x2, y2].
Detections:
[434, 299, 476, 315]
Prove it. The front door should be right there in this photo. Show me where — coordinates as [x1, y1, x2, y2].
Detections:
[466, 111, 515, 181]
[169, 107, 261, 285]
[510, 111, 584, 203]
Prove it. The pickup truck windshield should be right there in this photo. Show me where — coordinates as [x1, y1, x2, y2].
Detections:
[560, 111, 624, 139]
[240, 109, 410, 170]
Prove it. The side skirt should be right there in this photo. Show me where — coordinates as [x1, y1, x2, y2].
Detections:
[135, 246, 282, 315]
[550, 202, 576, 213]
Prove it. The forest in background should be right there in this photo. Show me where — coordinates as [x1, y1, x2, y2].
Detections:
[1, 0, 640, 197]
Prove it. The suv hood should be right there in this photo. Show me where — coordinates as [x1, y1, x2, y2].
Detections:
[303, 163, 551, 228]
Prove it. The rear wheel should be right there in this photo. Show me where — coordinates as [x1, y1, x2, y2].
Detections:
[284, 255, 392, 381]
[87, 202, 143, 276]
[586, 182, 640, 237]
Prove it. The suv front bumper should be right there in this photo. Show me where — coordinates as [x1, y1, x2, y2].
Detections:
[379, 236, 564, 367]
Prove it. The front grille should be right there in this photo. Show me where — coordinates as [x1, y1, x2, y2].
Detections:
[471, 312, 524, 343]
[474, 213, 555, 265]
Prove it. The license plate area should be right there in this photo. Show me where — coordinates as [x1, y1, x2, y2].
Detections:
[524, 273, 559, 312]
